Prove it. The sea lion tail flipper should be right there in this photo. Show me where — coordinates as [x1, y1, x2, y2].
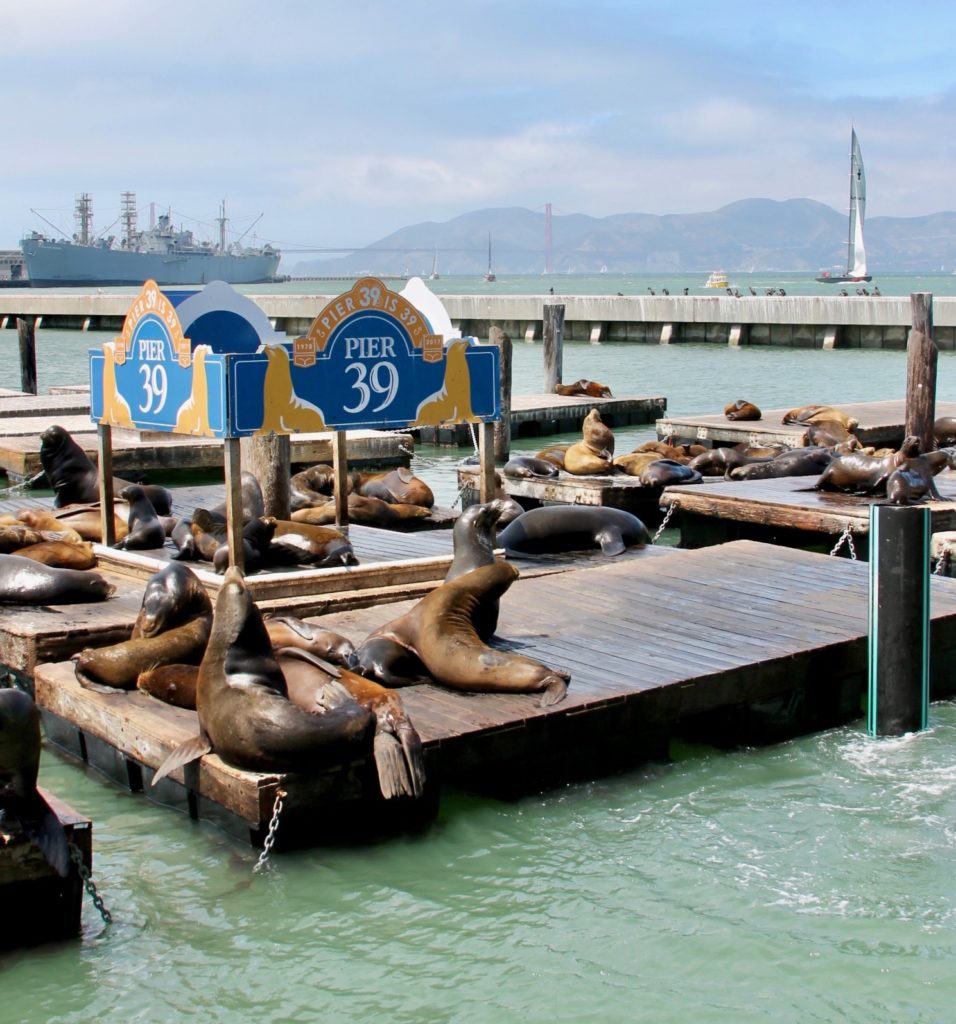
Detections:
[372, 731, 414, 800]
[313, 679, 354, 710]
[151, 733, 212, 786]
[537, 671, 570, 708]
[396, 719, 426, 798]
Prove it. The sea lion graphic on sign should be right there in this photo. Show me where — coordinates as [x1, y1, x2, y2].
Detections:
[99, 340, 135, 428]
[411, 339, 479, 426]
[174, 345, 215, 437]
[256, 343, 327, 434]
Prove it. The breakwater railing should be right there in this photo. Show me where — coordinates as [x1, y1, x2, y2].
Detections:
[2, 293, 956, 349]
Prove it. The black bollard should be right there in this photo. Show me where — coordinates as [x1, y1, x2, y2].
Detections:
[867, 504, 930, 736]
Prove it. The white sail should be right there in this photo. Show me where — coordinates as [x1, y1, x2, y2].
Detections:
[846, 128, 867, 278]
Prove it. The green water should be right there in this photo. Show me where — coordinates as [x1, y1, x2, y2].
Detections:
[2, 280, 956, 1020]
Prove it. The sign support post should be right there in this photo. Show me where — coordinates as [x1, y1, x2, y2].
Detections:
[96, 424, 116, 547]
[224, 436, 244, 570]
[479, 421, 496, 502]
[332, 431, 350, 532]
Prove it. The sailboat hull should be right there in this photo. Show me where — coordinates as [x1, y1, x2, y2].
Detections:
[815, 273, 872, 284]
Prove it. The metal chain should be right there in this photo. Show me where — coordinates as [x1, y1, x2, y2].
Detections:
[653, 502, 676, 542]
[68, 841, 113, 925]
[829, 523, 857, 560]
[933, 544, 950, 576]
[253, 787, 286, 874]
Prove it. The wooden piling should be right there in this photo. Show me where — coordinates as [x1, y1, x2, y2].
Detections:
[489, 325, 512, 462]
[240, 434, 291, 521]
[16, 318, 37, 395]
[905, 292, 937, 452]
[542, 304, 565, 394]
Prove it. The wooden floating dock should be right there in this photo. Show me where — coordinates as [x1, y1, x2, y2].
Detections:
[657, 399, 956, 449]
[0, 787, 91, 948]
[660, 470, 956, 555]
[0, 392, 93, 420]
[416, 392, 665, 445]
[30, 540, 956, 846]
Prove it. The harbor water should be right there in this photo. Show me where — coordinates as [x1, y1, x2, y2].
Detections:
[2, 276, 956, 1021]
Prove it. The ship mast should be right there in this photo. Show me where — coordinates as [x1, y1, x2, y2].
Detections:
[121, 191, 137, 248]
[218, 201, 227, 254]
[74, 193, 93, 244]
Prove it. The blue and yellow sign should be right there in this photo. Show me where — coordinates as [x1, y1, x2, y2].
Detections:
[89, 280, 228, 437]
[228, 277, 500, 436]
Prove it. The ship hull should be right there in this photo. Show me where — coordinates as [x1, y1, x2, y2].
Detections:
[20, 238, 279, 287]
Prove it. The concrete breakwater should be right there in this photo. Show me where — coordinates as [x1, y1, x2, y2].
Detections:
[1, 292, 953, 349]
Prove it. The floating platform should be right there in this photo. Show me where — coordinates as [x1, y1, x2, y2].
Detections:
[657, 399, 956, 449]
[417, 393, 666, 445]
[660, 470, 956, 555]
[0, 392, 93, 420]
[31, 541, 956, 847]
[0, 787, 91, 948]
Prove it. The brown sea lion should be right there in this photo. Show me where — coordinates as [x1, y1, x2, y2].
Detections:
[291, 493, 431, 528]
[290, 464, 338, 510]
[554, 378, 613, 398]
[136, 664, 200, 709]
[276, 648, 425, 800]
[152, 565, 373, 782]
[0, 553, 115, 604]
[885, 448, 956, 505]
[781, 405, 859, 431]
[814, 436, 920, 494]
[40, 424, 172, 514]
[534, 445, 569, 470]
[0, 525, 49, 552]
[351, 467, 435, 508]
[14, 511, 86, 545]
[0, 689, 70, 878]
[803, 420, 861, 449]
[351, 561, 569, 707]
[612, 452, 664, 477]
[632, 440, 692, 461]
[724, 400, 762, 421]
[502, 456, 560, 479]
[19, 505, 129, 544]
[114, 484, 167, 551]
[264, 615, 357, 666]
[72, 562, 213, 691]
[14, 540, 97, 570]
[266, 520, 358, 568]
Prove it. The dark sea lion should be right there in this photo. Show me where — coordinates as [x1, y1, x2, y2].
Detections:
[687, 447, 774, 477]
[0, 688, 70, 877]
[447, 499, 509, 641]
[555, 378, 613, 398]
[352, 562, 570, 707]
[724, 400, 762, 421]
[136, 664, 200, 709]
[14, 540, 97, 570]
[40, 424, 173, 514]
[73, 562, 213, 690]
[190, 507, 227, 561]
[152, 566, 374, 782]
[114, 484, 168, 551]
[276, 648, 425, 800]
[212, 515, 277, 574]
[266, 520, 358, 568]
[264, 615, 357, 667]
[170, 516, 198, 560]
[502, 456, 560, 480]
[0, 553, 115, 604]
[290, 464, 337, 511]
[498, 505, 649, 558]
[885, 448, 956, 505]
[351, 468, 435, 508]
[638, 459, 703, 487]
[729, 446, 834, 481]
[934, 417, 956, 447]
[814, 436, 920, 494]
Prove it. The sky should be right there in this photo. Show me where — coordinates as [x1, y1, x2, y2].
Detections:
[6, 0, 956, 263]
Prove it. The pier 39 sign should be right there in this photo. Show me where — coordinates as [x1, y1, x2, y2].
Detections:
[89, 278, 500, 438]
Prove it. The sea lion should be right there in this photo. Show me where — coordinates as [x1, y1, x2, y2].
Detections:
[290, 464, 337, 510]
[291, 493, 432, 528]
[502, 456, 560, 480]
[564, 408, 616, 475]
[212, 515, 277, 574]
[72, 562, 213, 691]
[14, 540, 97, 570]
[687, 447, 775, 477]
[0, 688, 70, 877]
[814, 436, 920, 494]
[170, 517, 198, 560]
[266, 520, 358, 568]
[114, 484, 167, 551]
[638, 459, 703, 487]
[18, 505, 127, 544]
[534, 445, 569, 470]
[189, 507, 227, 561]
[276, 648, 425, 800]
[447, 499, 509, 641]
[351, 561, 570, 707]
[724, 400, 762, 421]
[803, 420, 861, 449]
[152, 566, 374, 781]
[729, 446, 834, 481]
[612, 452, 664, 477]
[555, 379, 613, 398]
[256, 343, 327, 434]
[934, 417, 956, 447]
[40, 425, 173, 514]
[885, 448, 956, 505]
[498, 505, 649, 558]
[136, 665, 200, 709]
[0, 525, 48, 552]
[781, 405, 859, 431]
[351, 468, 435, 508]
[0, 553, 115, 604]
[264, 615, 357, 667]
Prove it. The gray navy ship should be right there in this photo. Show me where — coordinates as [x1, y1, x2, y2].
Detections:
[19, 192, 280, 287]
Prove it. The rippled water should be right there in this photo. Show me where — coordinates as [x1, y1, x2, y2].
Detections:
[2, 294, 956, 1022]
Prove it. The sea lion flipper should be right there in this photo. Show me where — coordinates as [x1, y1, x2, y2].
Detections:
[372, 731, 414, 800]
[596, 529, 626, 556]
[151, 733, 212, 786]
[537, 672, 570, 708]
[396, 720, 426, 798]
[274, 645, 343, 679]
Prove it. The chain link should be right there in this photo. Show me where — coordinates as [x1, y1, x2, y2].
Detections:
[68, 840, 113, 925]
[653, 502, 676, 542]
[829, 523, 857, 560]
[253, 787, 286, 874]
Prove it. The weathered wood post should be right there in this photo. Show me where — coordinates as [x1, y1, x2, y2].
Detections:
[868, 503, 930, 736]
[489, 325, 512, 462]
[240, 434, 291, 521]
[542, 303, 565, 394]
[905, 292, 937, 452]
[478, 421, 496, 502]
[223, 436, 245, 570]
[331, 430, 349, 531]
[16, 318, 37, 395]
[96, 424, 116, 546]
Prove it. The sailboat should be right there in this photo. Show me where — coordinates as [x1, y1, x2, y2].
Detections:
[816, 128, 871, 283]
[483, 233, 496, 282]
[429, 246, 440, 280]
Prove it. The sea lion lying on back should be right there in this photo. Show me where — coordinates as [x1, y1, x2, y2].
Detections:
[781, 405, 858, 431]
[724, 400, 762, 421]
[555, 379, 613, 398]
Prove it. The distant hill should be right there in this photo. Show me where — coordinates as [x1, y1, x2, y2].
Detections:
[287, 199, 956, 276]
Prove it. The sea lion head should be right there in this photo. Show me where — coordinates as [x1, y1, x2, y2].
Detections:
[134, 562, 212, 639]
